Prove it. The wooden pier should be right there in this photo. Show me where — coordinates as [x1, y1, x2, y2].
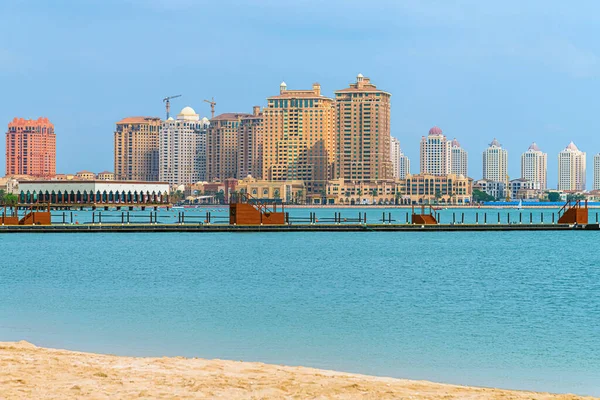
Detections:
[0, 222, 597, 233]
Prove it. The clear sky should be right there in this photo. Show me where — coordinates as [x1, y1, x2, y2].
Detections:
[2, 0, 599, 187]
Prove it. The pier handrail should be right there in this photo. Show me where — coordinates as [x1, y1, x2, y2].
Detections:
[230, 192, 280, 215]
[558, 199, 587, 217]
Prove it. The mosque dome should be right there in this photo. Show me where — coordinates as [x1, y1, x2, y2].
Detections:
[179, 106, 196, 116]
[428, 126, 442, 135]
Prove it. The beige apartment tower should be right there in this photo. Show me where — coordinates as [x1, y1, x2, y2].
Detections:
[114, 116, 162, 181]
[238, 106, 263, 179]
[334, 74, 392, 181]
[262, 82, 335, 195]
[207, 112, 252, 181]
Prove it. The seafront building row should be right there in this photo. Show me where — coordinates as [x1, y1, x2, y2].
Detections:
[4, 73, 600, 204]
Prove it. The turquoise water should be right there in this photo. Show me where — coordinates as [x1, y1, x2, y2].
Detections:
[1, 231, 599, 396]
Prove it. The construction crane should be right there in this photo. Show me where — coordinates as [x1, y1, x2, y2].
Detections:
[204, 97, 216, 119]
[163, 95, 182, 119]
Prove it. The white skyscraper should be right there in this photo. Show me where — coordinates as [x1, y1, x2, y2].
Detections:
[450, 138, 468, 177]
[159, 106, 209, 186]
[594, 154, 600, 191]
[420, 126, 451, 176]
[521, 142, 547, 189]
[390, 136, 400, 179]
[482, 138, 508, 182]
[558, 142, 586, 191]
[398, 150, 410, 180]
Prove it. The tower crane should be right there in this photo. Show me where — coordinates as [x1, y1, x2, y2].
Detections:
[163, 95, 182, 119]
[204, 97, 216, 119]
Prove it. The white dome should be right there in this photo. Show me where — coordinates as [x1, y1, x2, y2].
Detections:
[280, 81, 287, 87]
[180, 106, 196, 116]
[167, 117, 174, 121]
[357, 73, 364, 78]
[201, 117, 209, 122]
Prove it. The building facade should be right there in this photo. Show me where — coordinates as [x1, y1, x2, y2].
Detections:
[237, 106, 263, 179]
[390, 137, 400, 179]
[401, 173, 472, 204]
[76, 170, 96, 180]
[114, 116, 161, 181]
[558, 142, 586, 191]
[334, 74, 392, 181]
[474, 179, 506, 200]
[420, 126, 451, 176]
[594, 154, 600, 191]
[235, 176, 306, 204]
[159, 107, 209, 186]
[508, 178, 540, 200]
[17, 180, 170, 204]
[450, 138, 468, 177]
[483, 138, 508, 182]
[262, 82, 335, 196]
[6, 117, 56, 177]
[521, 142, 547, 189]
[97, 171, 115, 181]
[206, 112, 251, 182]
[398, 146, 410, 180]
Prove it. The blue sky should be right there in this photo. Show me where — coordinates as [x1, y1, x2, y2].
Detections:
[2, 0, 599, 187]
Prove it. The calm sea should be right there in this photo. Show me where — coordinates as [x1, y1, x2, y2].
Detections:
[1, 218, 599, 395]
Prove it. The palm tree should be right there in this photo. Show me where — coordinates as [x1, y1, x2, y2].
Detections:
[319, 189, 327, 205]
[371, 188, 378, 204]
[434, 190, 442, 204]
[296, 190, 304, 205]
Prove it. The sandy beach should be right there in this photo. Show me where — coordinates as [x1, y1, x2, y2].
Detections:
[0, 341, 595, 399]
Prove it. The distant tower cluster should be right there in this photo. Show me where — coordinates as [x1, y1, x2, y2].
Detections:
[558, 142, 586, 191]
[482, 138, 508, 182]
[420, 126, 451, 176]
[159, 106, 209, 186]
[521, 142, 547, 189]
[6, 117, 56, 177]
[450, 138, 468, 176]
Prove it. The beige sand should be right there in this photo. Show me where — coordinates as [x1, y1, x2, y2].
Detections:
[0, 341, 595, 399]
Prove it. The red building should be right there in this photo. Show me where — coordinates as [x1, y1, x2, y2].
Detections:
[6, 117, 56, 177]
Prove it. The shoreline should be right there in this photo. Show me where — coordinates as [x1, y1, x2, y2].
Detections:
[0, 341, 595, 399]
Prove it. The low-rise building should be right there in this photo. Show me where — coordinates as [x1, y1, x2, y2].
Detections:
[76, 170, 96, 180]
[508, 178, 542, 200]
[235, 176, 305, 204]
[17, 180, 170, 204]
[400, 174, 472, 204]
[326, 179, 400, 205]
[97, 171, 115, 181]
[474, 179, 505, 200]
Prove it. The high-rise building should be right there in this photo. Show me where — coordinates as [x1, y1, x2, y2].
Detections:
[262, 82, 335, 196]
[159, 106, 209, 186]
[6, 117, 56, 177]
[398, 148, 410, 180]
[420, 126, 451, 176]
[482, 138, 508, 182]
[238, 106, 263, 179]
[558, 142, 586, 191]
[334, 74, 392, 181]
[450, 138, 468, 177]
[114, 116, 161, 181]
[594, 154, 600, 191]
[521, 142, 547, 189]
[390, 137, 410, 179]
[206, 112, 252, 182]
[390, 137, 400, 179]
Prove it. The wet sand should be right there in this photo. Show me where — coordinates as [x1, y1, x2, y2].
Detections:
[0, 341, 595, 399]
